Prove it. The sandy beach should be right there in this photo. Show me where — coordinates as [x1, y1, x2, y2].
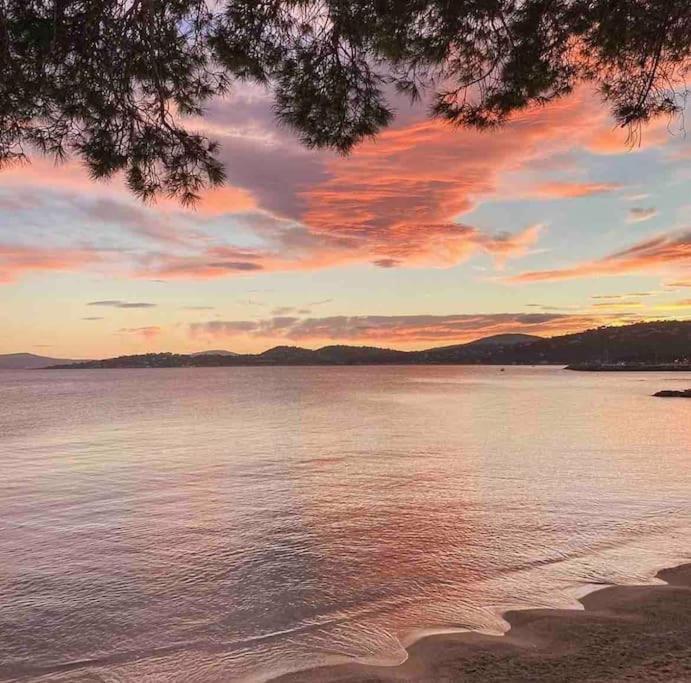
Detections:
[274, 564, 691, 682]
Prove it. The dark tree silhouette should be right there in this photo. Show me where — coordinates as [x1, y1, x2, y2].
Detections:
[1, 1, 689, 203]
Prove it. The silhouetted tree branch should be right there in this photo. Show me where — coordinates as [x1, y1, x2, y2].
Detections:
[1, 1, 689, 203]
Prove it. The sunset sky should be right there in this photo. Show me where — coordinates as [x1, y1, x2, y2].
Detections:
[2, 85, 691, 358]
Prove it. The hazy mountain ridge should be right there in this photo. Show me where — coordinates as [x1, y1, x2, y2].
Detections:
[0, 353, 87, 369]
[42, 321, 691, 368]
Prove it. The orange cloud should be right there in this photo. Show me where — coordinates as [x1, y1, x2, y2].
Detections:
[511, 230, 691, 282]
[119, 326, 162, 340]
[0, 157, 256, 218]
[135, 89, 669, 280]
[530, 182, 622, 198]
[135, 221, 543, 280]
[134, 89, 640, 282]
[585, 115, 672, 155]
[298, 89, 658, 270]
[0, 244, 103, 283]
[162, 185, 257, 216]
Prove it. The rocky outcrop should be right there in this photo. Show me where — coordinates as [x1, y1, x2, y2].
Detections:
[653, 389, 691, 397]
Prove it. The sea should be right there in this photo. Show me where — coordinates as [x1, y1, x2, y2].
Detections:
[1, 366, 689, 681]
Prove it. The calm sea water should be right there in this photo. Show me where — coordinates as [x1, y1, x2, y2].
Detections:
[1, 366, 689, 682]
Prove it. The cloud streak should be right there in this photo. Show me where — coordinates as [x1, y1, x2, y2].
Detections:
[511, 229, 691, 282]
[530, 182, 622, 198]
[137, 221, 543, 280]
[119, 326, 162, 340]
[88, 300, 157, 308]
[627, 207, 658, 223]
[0, 244, 103, 283]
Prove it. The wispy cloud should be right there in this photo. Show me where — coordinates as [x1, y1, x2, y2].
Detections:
[119, 326, 162, 339]
[88, 300, 157, 309]
[591, 300, 642, 308]
[137, 221, 544, 280]
[530, 182, 622, 198]
[511, 229, 691, 282]
[0, 244, 103, 283]
[525, 304, 582, 311]
[666, 299, 691, 308]
[627, 207, 658, 223]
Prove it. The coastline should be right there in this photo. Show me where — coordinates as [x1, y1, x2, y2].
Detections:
[271, 562, 691, 682]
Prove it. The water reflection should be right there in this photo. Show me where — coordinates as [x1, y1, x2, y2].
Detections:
[0, 366, 689, 681]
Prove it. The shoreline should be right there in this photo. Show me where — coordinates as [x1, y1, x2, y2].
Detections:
[270, 562, 691, 682]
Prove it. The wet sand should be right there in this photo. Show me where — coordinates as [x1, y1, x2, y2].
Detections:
[274, 564, 691, 682]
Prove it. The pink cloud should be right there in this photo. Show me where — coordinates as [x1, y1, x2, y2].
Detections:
[119, 326, 162, 340]
[0, 157, 256, 219]
[511, 229, 691, 282]
[295, 89, 659, 271]
[135, 221, 543, 280]
[0, 244, 103, 283]
[529, 182, 622, 198]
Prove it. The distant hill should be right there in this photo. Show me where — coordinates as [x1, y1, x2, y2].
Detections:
[190, 350, 238, 357]
[0, 353, 86, 369]
[258, 344, 410, 364]
[414, 333, 544, 363]
[257, 345, 317, 363]
[44, 321, 691, 369]
[488, 320, 691, 365]
[464, 333, 543, 347]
